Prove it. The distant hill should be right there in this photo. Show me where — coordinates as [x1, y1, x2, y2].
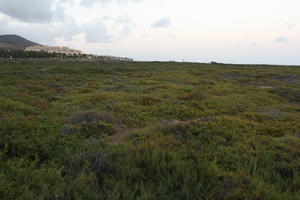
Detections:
[0, 34, 132, 61]
[0, 35, 41, 50]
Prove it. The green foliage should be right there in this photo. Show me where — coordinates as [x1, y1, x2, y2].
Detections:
[138, 96, 161, 106]
[0, 50, 74, 59]
[77, 121, 116, 138]
[270, 87, 300, 102]
[0, 60, 299, 199]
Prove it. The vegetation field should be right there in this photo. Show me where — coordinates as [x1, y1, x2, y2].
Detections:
[0, 60, 300, 199]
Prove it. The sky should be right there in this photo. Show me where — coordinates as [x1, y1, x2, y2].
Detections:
[0, 0, 299, 65]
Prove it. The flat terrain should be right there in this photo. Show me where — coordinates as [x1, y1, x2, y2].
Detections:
[0, 60, 300, 199]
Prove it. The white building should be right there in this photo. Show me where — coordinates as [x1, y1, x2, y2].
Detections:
[26, 45, 83, 55]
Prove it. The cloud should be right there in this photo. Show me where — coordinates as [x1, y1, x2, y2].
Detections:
[0, 0, 66, 23]
[284, 22, 296, 31]
[82, 20, 113, 43]
[82, 15, 135, 43]
[0, 0, 141, 23]
[151, 17, 171, 28]
[233, 43, 257, 48]
[274, 36, 288, 43]
[0, 15, 81, 43]
[287, 24, 296, 31]
[80, 0, 142, 6]
[0, 0, 137, 44]
[163, 33, 175, 39]
[0, 14, 134, 44]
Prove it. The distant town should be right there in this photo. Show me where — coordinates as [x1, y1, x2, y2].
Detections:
[0, 34, 133, 61]
[25, 45, 83, 55]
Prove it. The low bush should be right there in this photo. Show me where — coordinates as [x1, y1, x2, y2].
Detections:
[78, 121, 116, 138]
[270, 87, 300, 102]
[138, 96, 161, 106]
[69, 110, 119, 125]
[180, 90, 206, 101]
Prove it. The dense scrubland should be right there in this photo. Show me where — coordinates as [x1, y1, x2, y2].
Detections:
[0, 60, 300, 199]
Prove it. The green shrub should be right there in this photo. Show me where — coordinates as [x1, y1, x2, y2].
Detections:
[270, 87, 300, 102]
[69, 110, 119, 125]
[180, 90, 206, 101]
[138, 96, 161, 106]
[78, 121, 116, 138]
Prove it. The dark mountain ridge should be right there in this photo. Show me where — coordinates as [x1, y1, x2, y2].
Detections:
[0, 34, 41, 50]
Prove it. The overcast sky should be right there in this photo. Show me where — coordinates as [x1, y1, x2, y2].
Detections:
[0, 0, 299, 65]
